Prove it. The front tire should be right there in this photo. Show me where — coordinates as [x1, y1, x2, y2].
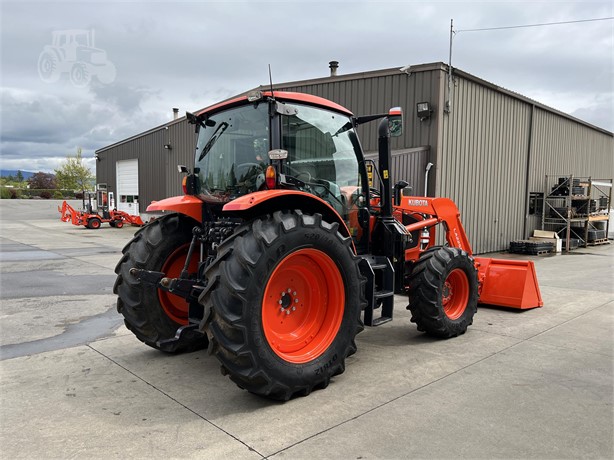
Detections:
[407, 246, 478, 338]
[200, 211, 365, 400]
[114, 213, 208, 353]
[70, 62, 91, 87]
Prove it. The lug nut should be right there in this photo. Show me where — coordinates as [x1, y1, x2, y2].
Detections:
[286, 310, 290, 315]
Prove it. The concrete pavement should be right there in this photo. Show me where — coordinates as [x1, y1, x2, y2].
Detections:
[1, 200, 612, 459]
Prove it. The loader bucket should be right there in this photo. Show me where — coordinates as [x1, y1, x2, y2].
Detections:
[475, 257, 543, 310]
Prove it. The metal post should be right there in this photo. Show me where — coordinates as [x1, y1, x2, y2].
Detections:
[446, 19, 454, 112]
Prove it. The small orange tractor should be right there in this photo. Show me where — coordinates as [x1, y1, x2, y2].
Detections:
[59, 189, 143, 229]
[115, 91, 542, 400]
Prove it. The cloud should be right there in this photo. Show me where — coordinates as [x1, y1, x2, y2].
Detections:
[571, 93, 614, 132]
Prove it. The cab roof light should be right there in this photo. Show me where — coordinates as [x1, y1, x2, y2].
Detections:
[247, 90, 263, 102]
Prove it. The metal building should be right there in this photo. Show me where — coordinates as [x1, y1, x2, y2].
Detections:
[95, 62, 613, 254]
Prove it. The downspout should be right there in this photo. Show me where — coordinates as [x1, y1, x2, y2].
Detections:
[424, 162, 434, 196]
[523, 104, 535, 238]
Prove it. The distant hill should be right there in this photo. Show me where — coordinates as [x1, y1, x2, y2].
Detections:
[0, 170, 36, 179]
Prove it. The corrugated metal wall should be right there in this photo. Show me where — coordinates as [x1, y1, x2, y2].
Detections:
[96, 119, 197, 209]
[528, 106, 614, 185]
[524, 106, 614, 234]
[165, 120, 199, 198]
[439, 75, 533, 253]
[365, 147, 430, 196]
[440, 71, 613, 254]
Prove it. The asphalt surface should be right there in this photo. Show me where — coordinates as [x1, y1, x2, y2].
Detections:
[0, 199, 612, 459]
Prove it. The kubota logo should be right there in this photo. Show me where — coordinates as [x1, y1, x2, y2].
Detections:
[408, 199, 429, 207]
[453, 227, 463, 248]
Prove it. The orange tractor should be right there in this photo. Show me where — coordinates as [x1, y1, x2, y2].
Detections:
[115, 91, 542, 400]
[59, 189, 143, 229]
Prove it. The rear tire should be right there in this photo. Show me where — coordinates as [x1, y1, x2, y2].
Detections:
[87, 217, 102, 229]
[407, 246, 478, 338]
[200, 211, 365, 400]
[114, 213, 208, 353]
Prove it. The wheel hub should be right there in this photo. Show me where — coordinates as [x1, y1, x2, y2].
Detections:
[441, 269, 469, 320]
[278, 289, 299, 314]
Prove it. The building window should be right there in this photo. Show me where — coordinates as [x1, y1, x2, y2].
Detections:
[529, 192, 543, 215]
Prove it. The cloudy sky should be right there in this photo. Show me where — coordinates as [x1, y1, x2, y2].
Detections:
[1, 0, 612, 174]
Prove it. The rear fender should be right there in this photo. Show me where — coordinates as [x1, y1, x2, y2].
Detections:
[223, 190, 352, 240]
[146, 195, 203, 223]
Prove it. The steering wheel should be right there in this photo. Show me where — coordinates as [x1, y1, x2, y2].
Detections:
[285, 164, 312, 182]
[236, 162, 263, 177]
[295, 170, 312, 182]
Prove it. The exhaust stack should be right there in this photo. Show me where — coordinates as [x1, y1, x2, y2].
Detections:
[329, 60, 339, 77]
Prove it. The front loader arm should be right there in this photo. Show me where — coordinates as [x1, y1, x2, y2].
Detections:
[396, 195, 543, 310]
[396, 196, 473, 255]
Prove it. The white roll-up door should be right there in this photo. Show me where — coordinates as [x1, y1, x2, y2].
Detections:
[116, 159, 139, 215]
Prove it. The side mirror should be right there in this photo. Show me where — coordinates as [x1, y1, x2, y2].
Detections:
[388, 107, 403, 137]
[393, 180, 410, 206]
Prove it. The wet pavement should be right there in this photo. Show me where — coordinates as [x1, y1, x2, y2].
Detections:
[0, 199, 612, 459]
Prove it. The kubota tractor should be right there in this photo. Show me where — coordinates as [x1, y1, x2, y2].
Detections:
[59, 188, 143, 229]
[115, 91, 542, 400]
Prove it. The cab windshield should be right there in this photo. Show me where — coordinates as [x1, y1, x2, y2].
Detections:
[195, 103, 269, 202]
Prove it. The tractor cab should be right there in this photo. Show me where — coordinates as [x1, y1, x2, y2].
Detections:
[192, 92, 369, 245]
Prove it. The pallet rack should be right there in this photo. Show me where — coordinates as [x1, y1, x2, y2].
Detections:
[542, 175, 612, 252]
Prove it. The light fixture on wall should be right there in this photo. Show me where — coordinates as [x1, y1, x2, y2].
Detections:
[95, 154, 101, 161]
[164, 144, 173, 150]
[417, 102, 433, 121]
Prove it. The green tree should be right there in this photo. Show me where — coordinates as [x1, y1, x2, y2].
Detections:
[16, 170, 23, 183]
[54, 147, 94, 194]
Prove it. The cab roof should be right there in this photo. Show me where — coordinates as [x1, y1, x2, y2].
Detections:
[195, 91, 354, 118]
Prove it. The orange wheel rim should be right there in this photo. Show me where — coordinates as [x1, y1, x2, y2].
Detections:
[158, 244, 197, 324]
[262, 248, 345, 364]
[442, 268, 469, 320]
